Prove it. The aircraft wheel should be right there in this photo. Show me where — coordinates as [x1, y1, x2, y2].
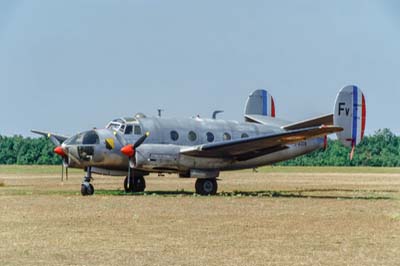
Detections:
[195, 178, 218, 196]
[124, 176, 146, 193]
[81, 183, 94, 196]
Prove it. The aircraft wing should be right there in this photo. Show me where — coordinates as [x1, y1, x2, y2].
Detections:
[31, 130, 69, 146]
[180, 126, 342, 161]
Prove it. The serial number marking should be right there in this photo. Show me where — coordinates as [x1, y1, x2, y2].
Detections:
[294, 141, 307, 147]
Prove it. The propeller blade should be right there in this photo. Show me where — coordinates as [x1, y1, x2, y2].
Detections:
[127, 165, 131, 188]
[133, 132, 150, 149]
[61, 164, 64, 182]
[129, 157, 136, 169]
[66, 167, 68, 181]
[121, 132, 150, 157]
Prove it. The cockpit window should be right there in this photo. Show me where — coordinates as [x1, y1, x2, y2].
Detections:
[65, 131, 99, 145]
[125, 125, 133, 135]
[107, 123, 121, 131]
[65, 133, 84, 145]
[82, 131, 100, 145]
[113, 119, 125, 124]
[106, 117, 142, 136]
[119, 125, 125, 133]
[134, 125, 142, 135]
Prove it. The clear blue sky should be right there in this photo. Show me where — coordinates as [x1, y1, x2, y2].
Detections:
[1, 0, 399, 136]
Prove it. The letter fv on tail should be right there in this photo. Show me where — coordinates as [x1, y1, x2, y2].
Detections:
[334, 85, 367, 159]
[338, 102, 351, 116]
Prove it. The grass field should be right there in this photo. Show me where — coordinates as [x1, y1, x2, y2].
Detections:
[0, 166, 399, 266]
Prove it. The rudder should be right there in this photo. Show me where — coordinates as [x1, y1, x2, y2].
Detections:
[334, 85, 366, 153]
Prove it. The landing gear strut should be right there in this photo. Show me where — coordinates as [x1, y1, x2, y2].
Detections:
[124, 175, 146, 193]
[81, 166, 94, 196]
[195, 178, 218, 196]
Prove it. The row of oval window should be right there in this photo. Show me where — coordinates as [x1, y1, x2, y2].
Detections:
[170, 130, 249, 142]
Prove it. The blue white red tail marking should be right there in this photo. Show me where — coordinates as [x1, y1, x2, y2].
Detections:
[261, 90, 275, 117]
[334, 85, 367, 151]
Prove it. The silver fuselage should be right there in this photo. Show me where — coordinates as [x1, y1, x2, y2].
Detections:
[63, 116, 324, 176]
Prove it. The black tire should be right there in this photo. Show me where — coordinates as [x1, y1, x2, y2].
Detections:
[124, 176, 146, 193]
[195, 178, 218, 196]
[81, 183, 94, 196]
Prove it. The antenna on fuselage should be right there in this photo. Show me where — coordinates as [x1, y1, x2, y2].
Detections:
[212, 110, 224, 119]
[157, 109, 164, 117]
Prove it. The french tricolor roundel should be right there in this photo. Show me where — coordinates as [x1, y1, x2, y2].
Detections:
[334, 85, 366, 148]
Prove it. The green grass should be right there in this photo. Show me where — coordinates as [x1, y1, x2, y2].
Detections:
[0, 165, 81, 174]
[252, 166, 400, 174]
[0, 165, 399, 175]
[0, 188, 395, 200]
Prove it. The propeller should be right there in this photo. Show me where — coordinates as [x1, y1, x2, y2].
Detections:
[120, 132, 150, 188]
[53, 145, 69, 181]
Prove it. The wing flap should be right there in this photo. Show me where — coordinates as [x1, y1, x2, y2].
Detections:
[181, 126, 342, 159]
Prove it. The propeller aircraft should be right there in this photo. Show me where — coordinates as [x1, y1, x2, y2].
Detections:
[32, 85, 366, 196]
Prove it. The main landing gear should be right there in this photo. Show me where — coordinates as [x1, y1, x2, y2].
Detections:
[195, 178, 218, 196]
[81, 166, 94, 196]
[124, 175, 146, 193]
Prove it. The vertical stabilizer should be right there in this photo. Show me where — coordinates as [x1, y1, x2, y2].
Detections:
[334, 85, 366, 158]
[244, 89, 275, 118]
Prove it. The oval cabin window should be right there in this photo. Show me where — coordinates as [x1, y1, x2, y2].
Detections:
[206, 132, 214, 142]
[223, 133, 231, 141]
[188, 131, 197, 142]
[170, 131, 179, 141]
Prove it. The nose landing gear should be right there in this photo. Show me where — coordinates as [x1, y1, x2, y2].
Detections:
[81, 166, 95, 196]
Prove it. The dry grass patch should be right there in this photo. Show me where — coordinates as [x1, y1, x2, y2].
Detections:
[1, 166, 400, 266]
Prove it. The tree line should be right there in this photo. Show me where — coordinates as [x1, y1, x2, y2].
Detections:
[278, 128, 400, 167]
[0, 135, 61, 165]
[0, 128, 398, 166]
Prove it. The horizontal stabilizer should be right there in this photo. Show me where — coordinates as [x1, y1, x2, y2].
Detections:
[244, 114, 289, 127]
[282, 114, 333, 131]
